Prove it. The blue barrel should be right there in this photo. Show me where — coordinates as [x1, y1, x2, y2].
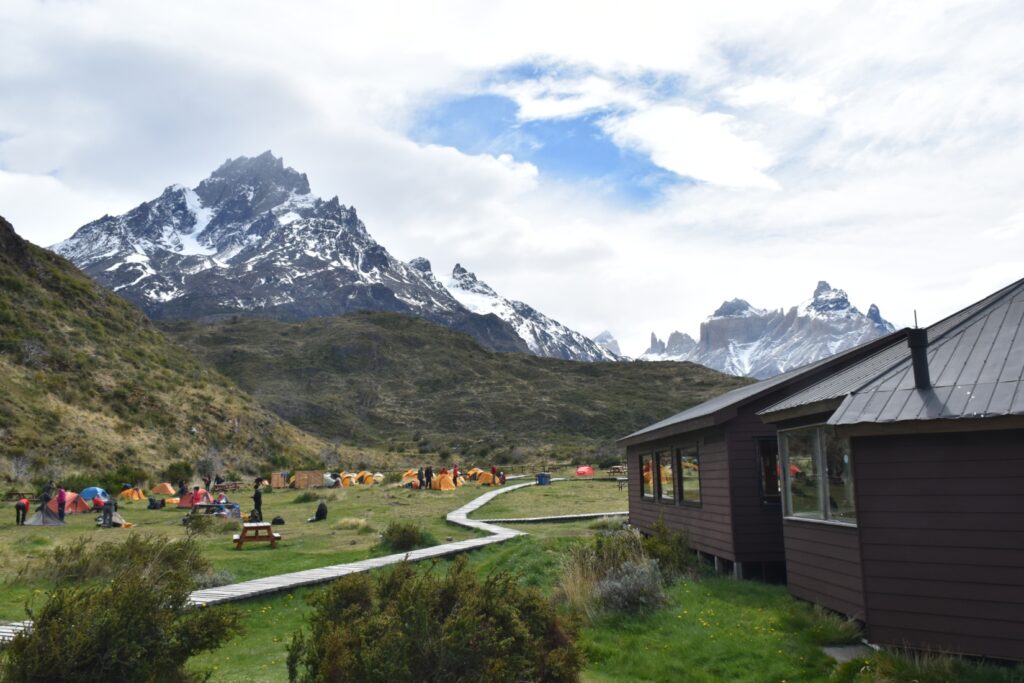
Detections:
[536, 472, 551, 485]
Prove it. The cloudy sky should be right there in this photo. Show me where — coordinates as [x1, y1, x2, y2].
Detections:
[2, 1, 1023, 356]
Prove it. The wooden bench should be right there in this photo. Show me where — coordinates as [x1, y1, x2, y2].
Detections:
[232, 522, 281, 550]
[212, 481, 242, 493]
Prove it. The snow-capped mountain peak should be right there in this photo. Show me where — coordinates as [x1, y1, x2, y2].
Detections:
[643, 281, 896, 378]
[445, 265, 618, 362]
[592, 330, 622, 357]
[52, 152, 530, 353]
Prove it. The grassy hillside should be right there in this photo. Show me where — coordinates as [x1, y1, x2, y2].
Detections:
[163, 313, 751, 461]
[0, 215, 330, 484]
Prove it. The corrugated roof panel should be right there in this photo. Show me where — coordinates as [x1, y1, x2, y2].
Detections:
[933, 321, 982, 388]
[857, 388, 899, 423]
[978, 300, 1023, 383]
[876, 388, 915, 422]
[941, 384, 974, 418]
[1010, 380, 1024, 415]
[896, 387, 928, 421]
[988, 380, 1019, 415]
[964, 381, 997, 418]
[1000, 317, 1024, 383]
[955, 306, 1007, 386]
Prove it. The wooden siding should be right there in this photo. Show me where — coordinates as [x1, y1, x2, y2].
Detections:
[628, 429, 735, 559]
[783, 519, 864, 618]
[726, 408, 785, 563]
[854, 430, 1024, 661]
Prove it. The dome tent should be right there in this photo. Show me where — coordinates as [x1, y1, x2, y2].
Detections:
[575, 465, 594, 476]
[151, 482, 176, 495]
[47, 492, 91, 515]
[431, 473, 456, 491]
[24, 507, 64, 526]
[79, 486, 108, 502]
[177, 489, 212, 508]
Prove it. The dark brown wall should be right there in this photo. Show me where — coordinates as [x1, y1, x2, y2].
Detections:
[727, 408, 785, 563]
[854, 429, 1024, 661]
[628, 428, 735, 560]
[783, 520, 864, 618]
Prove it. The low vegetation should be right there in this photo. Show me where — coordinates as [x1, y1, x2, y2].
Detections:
[833, 649, 1024, 683]
[163, 313, 751, 459]
[286, 557, 582, 683]
[2, 535, 241, 683]
[378, 520, 437, 552]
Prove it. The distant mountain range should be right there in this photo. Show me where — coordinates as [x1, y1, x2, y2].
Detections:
[643, 281, 896, 378]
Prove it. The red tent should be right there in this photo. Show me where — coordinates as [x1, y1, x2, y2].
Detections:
[575, 465, 594, 476]
[47, 492, 91, 515]
[177, 489, 212, 508]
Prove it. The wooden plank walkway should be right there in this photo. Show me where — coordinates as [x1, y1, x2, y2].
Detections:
[0, 476, 621, 641]
[476, 511, 627, 524]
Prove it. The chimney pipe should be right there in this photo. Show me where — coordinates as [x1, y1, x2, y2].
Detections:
[907, 328, 930, 389]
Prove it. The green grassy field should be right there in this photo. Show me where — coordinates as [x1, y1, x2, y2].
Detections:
[469, 479, 627, 519]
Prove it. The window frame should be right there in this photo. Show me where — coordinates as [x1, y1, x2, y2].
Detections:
[639, 452, 655, 500]
[779, 425, 856, 527]
[677, 445, 702, 507]
[655, 450, 675, 503]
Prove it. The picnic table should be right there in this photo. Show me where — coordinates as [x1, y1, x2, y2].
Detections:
[607, 465, 627, 476]
[233, 522, 280, 550]
[191, 502, 240, 518]
[617, 477, 629, 491]
[212, 481, 243, 493]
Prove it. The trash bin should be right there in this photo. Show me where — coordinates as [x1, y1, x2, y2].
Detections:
[536, 472, 551, 486]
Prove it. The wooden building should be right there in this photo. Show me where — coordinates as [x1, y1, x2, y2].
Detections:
[759, 277, 1024, 660]
[618, 333, 904, 579]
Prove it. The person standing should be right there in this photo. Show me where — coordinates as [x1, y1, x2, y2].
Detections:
[490, 465, 498, 485]
[452, 464, 459, 487]
[202, 475, 212, 492]
[55, 485, 67, 521]
[417, 467, 425, 491]
[425, 465, 433, 491]
[252, 481, 263, 522]
[40, 481, 54, 510]
[14, 497, 29, 525]
[102, 498, 115, 528]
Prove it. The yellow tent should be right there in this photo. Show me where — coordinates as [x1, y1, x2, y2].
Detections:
[401, 469, 418, 485]
[355, 471, 375, 485]
[152, 482, 175, 495]
[339, 473, 356, 488]
[432, 473, 456, 491]
[476, 472, 496, 486]
[373, 472, 384, 483]
[118, 488, 146, 501]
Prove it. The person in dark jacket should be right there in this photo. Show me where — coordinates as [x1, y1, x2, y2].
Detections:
[424, 466, 433, 491]
[251, 482, 263, 521]
[102, 498, 116, 528]
[14, 497, 29, 525]
[307, 500, 328, 523]
[417, 467, 425, 491]
[40, 481, 54, 509]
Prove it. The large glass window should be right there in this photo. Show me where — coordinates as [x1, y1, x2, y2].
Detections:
[656, 450, 674, 502]
[757, 438, 781, 505]
[679, 447, 701, 505]
[780, 426, 856, 524]
[640, 453, 654, 499]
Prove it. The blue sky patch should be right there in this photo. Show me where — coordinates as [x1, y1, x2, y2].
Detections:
[411, 93, 683, 204]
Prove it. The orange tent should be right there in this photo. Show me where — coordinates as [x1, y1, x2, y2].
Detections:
[401, 469, 418, 485]
[339, 473, 356, 488]
[431, 473, 456, 491]
[476, 472, 496, 486]
[466, 468, 484, 480]
[177, 489, 211, 508]
[118, 488, 146, 501]
[47, 492, 91, 515]
[576, 465, 594, 476]
[355, 471, 375, 485]
[152, 482, 176, 495]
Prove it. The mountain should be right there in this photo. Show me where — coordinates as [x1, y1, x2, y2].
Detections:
[444, 264, 618, 362]
[644, 281, 896, 379]
[162, 313, 750, 459]
[0, 214, 327, 480]
[52, 152, 528, 353]
[592, 330, 622, 357]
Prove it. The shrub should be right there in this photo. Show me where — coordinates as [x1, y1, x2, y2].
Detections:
[162, 460, 194, 485]
[287, 558, 581, 683]
[832, 649, 1024, 683]
[594, 558, 666, 614]
[379, 520, 436, 552]
[3, 535, 241, 682]
[642, 517, 693, 581]
[185, 514, 240, 536]
[292, 491, 321, 504]
[558, 528, 648, 618]
[333, 518, 373, 534]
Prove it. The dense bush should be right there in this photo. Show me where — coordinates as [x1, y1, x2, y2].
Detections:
[162, 460, 194, 485]
[3, 535, 241, 682]
[559, 528, 649, 618]
[593, 559, 666, 614]
[642, 517, 694, 580]
[379, 520, 436, 552]
[287, 558, 582, 683]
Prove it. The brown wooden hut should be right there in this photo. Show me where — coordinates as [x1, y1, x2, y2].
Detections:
[618, 333, 904, 579]
[759, 277, 1024, 661]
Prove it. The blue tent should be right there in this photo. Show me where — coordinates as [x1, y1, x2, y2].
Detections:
[79, 487, 109, 502]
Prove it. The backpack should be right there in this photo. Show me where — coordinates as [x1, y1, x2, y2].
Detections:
[271, 515, 285, 525]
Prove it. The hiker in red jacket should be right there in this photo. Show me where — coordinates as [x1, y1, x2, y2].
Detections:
[56, 486, 67, 522]
[14, 497, 29, 525]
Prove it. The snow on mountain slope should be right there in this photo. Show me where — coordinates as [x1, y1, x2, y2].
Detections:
[53, 152, 529, 353]
[592, 330, 622, 357]
[445, 264, 619, 362]
[643, 281, 896, 378]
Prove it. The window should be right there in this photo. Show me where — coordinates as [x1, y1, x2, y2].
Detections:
[780, 426, 856, 524]
[757, 438, 781, 505]
[656, 451, 674, 502]
[640, 453, 654, 499]
[678, 447, 701, 505]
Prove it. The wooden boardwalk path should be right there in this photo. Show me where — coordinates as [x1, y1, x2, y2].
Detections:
[1, 476, 624, 641]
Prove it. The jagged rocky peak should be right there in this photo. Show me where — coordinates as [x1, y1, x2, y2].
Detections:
[592, 330, 622, 357]
[409, 257, 432, 274]
[445, 263, 619, 362]
[712, 298, 762, 318]
[806, 280, 853, 314]
[645, 331, 696, 356]
[450, 263, 499, 297]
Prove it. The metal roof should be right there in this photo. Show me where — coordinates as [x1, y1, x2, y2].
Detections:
[761, 277, 1024, 425]
[617, 333, 901, 444]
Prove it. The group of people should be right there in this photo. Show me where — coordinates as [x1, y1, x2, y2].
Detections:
[13, 480, 119, 526]
[414, 464, 506, 490]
